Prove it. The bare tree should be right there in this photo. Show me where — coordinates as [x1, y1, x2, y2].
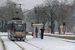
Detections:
[0, 0, 24, 21]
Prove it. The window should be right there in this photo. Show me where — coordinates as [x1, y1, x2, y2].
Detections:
[14, 24, 24, 31]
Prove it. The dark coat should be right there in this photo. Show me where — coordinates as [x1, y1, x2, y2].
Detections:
[35, 27, 38, 33]
[40, 28, 45, 39]
[40, 28, 45, 33]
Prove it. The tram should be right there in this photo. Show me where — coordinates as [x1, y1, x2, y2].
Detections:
[7, 18, 26, 41]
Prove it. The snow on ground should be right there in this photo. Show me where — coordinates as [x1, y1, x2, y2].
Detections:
[15, 41, 40, 50]
[26, 35, 75, 50]
[0, 38, 3, 50]
[0, 32, 75, 37]
[0, 35, 75, 50]
[44, 32, 75, 37]
[0, 32, 8, 36]
[0, 32, 75, 50]
[28, 32, 75, 37]
[1, 36, 22, 50]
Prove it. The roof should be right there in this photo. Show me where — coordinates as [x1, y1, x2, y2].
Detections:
[8, 20, 24, 24]
[33, 24, 44, 26]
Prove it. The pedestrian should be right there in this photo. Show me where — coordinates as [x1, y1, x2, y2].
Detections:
[40, 27, 45, 39]
[35, 27, 38, 38]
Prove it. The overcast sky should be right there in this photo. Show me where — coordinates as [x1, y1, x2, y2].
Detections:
[12, 0, 44, 10]
[0, 0, 73, 10]
[0, 0, 43, 10]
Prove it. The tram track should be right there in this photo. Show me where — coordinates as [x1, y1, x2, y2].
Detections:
[0, 36, 6, 50]
[0, 36, 43, 50]
[25, 41, 43, 50]
[14, 42, 25, 50]
[14, 41, 42, 50]
[14, 41, 43, 50]
[1, 34, 75, 50]
[0, 36, 24, 50]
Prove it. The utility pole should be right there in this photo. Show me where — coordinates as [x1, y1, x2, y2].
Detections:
[34, 7, 38, 24]
[14, 4, 22, 18]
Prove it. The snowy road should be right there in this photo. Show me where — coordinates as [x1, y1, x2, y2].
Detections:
[1, 36, 22, 50]
[15, 41, 41, 50]
[0, 32, 75, 50]
[0, 37, 3, 50]
[0, 36, 41, 50]
[26, 36, 75, 50]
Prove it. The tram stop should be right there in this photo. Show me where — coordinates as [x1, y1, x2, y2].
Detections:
[32, 24, 44, 38]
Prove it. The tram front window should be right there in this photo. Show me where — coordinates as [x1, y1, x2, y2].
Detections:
[14, 24, 24, 31]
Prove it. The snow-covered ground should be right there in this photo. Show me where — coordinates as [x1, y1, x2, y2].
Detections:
[0, 32, 75, 37]
[1, 36, 22, 50]
[0, 35, 75, 50]
[0, 32, 8, 36]
[0, 38, 3, 50]
[0, 32, 75, 50]
[28, 32, 75, 37]
[15, 41, 40, 50]
[26, 36, 75, 50]
[44, 32, 75, 37]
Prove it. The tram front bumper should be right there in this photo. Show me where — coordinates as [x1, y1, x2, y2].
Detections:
[13, 36, 25, 38]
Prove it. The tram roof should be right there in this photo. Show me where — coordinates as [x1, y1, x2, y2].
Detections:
[8, 20, 24, 24]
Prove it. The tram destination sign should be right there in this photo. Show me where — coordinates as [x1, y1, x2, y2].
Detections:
[16, 21, 22, 23]
[18, 21, 22, 23]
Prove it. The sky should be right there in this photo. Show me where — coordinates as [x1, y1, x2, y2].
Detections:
[11, 0, 44, 10]
[0, 0, 44, 10]
[0, 0, 73, 10]
[0, 0, 6, 6]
